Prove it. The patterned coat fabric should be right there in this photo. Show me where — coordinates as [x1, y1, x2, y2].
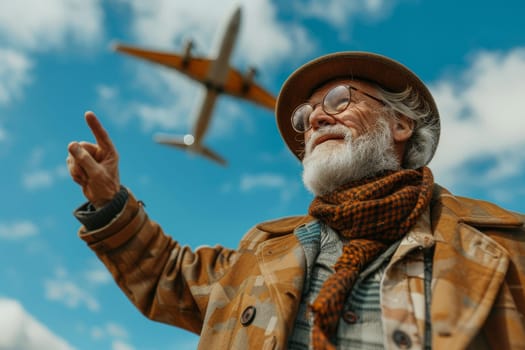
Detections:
[77, 185, 525, 350]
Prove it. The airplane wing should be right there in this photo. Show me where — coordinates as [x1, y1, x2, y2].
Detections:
[113, 42, 276, 111]
[113, 43, 212, 83]
[222, 68, 276, 110]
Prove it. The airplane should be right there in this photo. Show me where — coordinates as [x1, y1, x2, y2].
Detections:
[112, 5, 276, 166]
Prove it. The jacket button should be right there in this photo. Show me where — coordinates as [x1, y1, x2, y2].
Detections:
[342, 310, 358, 324]
[392, 330, 412, 349]
[240, 306, 256, 326]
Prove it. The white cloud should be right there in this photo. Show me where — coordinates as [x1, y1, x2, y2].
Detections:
[89, 323, 134, 350]
[0, 220, 39, 240]
[112, 340, 135, 350]
[240, 173, 287, 191]
[97, 84, 119, 100]
[23, 165, 69, 190]
[0, 48, 33, 106]
[44, 278, 100, 312]
[91, 322, 128, 340]
[84, 267, 112, 286]
[27, 147, 46, 167]
[90, 327, 104, 340]
[296, 0, 397, 28]
[106, 323, 128, 339]
[0, 0, 103, 51]
[0, 297, 75, 350]
[44, 264, 116, 312]
[240, 173, 301, 204]
[430, 47, 525, 188]
[0, 0, 104, 108]
[22, 170, 54, 190]
[21, 146, 68, 191]
[136, 98, 194, 131]
[237, 0, 312, 68]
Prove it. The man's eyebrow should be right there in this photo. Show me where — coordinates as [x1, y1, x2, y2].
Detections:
[307, 91, 324, 104]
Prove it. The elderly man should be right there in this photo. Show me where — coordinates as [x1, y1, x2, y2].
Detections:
[67, 52, 525, 350]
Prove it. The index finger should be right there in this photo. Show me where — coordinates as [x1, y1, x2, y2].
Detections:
[84, 111, 116, 153]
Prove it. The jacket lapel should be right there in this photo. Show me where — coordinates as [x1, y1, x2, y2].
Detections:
[430, 187, 523, 349]
[255, 216, 311, 341]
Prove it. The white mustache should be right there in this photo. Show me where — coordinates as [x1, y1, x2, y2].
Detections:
[305, 124, 352, 155]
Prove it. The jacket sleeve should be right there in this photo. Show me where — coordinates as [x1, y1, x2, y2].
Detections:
[77, 189, 239, 334]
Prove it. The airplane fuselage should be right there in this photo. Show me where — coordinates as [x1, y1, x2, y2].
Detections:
[207, 7, 241, 87]
[192, 7, 241, 142]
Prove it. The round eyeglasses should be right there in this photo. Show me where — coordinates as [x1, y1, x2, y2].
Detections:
[291, 84, 386, 133]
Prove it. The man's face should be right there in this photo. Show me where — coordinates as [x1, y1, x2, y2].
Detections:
[303, 79, 386, 152]
[301, 79, 405, 196]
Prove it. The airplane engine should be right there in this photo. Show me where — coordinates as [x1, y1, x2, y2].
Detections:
[242, 66, 258, 92]
[183, 40, 194, 67]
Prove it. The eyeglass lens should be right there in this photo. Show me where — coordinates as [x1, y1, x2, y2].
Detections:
[291, 104, 313, 133]
[291, 85, 351, 132]
[323, 85, 351, 115]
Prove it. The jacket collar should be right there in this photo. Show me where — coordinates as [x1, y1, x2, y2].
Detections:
[432, 184, 523, 229]
[256, 185, 523, 237]
[256, 215, 314, 235]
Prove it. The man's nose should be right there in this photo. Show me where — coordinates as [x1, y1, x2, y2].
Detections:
[309, 106, 336, 130]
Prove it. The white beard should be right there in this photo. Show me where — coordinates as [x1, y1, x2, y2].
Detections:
[302, 118, 401, 196]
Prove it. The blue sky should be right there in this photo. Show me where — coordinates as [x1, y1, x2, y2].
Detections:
[1, 0, 524, 349]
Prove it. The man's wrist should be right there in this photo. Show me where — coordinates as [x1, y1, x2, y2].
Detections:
[74, 186, 129, 231]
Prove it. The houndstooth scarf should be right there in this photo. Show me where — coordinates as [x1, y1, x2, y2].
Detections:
[308, 166, 434, 350]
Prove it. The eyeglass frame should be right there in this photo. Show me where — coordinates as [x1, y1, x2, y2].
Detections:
[290, 84, 387, 133]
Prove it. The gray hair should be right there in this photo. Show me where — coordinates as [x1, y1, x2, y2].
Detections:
[376, 86, 439, 169]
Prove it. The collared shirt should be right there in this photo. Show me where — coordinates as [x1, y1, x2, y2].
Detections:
[287, 220, 402, 349]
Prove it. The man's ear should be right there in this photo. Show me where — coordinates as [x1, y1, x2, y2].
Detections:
[392, 115, 414, 143]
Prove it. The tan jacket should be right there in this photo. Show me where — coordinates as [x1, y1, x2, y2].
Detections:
[78, 186, 525, 349]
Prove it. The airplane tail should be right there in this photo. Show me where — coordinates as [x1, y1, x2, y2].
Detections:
[154, 134, 227, 166]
